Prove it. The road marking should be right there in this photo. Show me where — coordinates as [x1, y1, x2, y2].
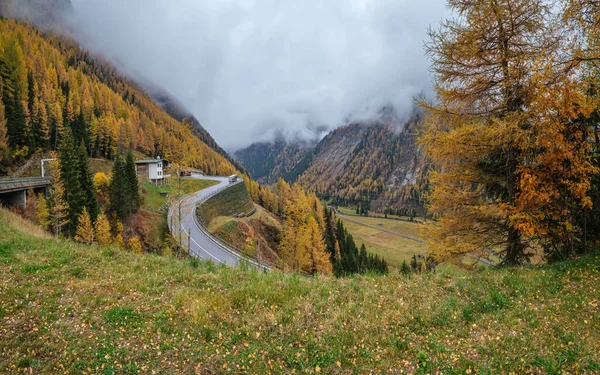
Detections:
[178, 222, 224, 264]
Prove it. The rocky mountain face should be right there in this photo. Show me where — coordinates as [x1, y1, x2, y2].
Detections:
[236, 113, 429, 214]
[234, 137, 317, 184]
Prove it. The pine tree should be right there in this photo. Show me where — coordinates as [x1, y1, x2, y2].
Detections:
[77, 141, 99, 222]
[400, 260, 410, 275]
[94, 212, 111, 245]
[109, 154, 127, 219]
[27, 71, 37, 148]
[0, 38, 27, 148]
[322, 205, 337, 263]
[359, 243, 368, 272]
[58, 130, 82, 235]
[75, 207, 94, 245]
[125, 150, 140, 215]
[0, 77, 8, 155]
[72, 110, 88, 147]
[411, 255, 419, 273]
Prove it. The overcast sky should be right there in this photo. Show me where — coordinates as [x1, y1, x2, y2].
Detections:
[67, 0, 449, 150]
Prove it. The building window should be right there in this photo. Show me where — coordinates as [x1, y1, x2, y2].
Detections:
[158, 163, 162, 168]
[158, 171, 161, 176]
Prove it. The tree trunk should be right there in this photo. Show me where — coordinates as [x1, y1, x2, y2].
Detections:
[505, 226, 522, 265]
[505, 145, 523, 265]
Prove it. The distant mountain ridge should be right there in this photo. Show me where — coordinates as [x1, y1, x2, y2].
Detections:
[235, 111, 429, 214]
[234, 136, 318, 184]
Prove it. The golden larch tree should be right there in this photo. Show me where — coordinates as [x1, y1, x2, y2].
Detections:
[420, 0, 597, 263]
[95, 212, 112, 245]
[303, 217, 332, 276]
[75, 207, 94, 245]
[48, 178, 69, 237]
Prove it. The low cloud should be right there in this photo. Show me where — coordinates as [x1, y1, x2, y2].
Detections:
[39, 0, 449, 150]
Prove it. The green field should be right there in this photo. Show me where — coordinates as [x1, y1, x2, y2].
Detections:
[1, 207, 599, 374]
[339, 215, 427, 268]
[337, 206, 424, 223]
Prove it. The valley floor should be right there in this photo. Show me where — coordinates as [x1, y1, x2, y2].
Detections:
[338, 213, 428, 268]
[0, 208, 599, 374]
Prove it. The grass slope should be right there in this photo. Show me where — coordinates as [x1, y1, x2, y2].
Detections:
[197, 182, 254, 226]
[0, 211, 599, 374]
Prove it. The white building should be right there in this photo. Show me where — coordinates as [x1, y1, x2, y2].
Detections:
[135, 157, 170, 185]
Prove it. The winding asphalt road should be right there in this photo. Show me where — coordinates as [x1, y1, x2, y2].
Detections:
[167, 176, 241, 266]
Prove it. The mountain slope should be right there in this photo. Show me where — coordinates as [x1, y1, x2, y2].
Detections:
[0, 19, 238, 176]
[137, 79, 247, 173]
[236, 114, 429, 214]
[234, 137, 317, 184]
[298, 118, 428, 213]
[1, 207, 599, 373]
[0, 0, 244, 172]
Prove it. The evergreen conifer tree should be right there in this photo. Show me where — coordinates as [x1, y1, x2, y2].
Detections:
[0, 38, 27, 148]
[58, 130, 83, 235]
[77, 141, 99, 222]
[0, 78, 8, 156]
[109, 154, 127, 219]
[400, 260, 410, 275]
[48, 179, 69, 237]
[125, 151, 140, 215]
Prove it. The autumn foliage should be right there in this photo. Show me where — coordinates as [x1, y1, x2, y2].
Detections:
[420, 0, 600, 263]
[0, 19, 238, 176]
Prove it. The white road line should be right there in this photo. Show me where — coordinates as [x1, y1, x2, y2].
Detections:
[178, 222, 224, 264]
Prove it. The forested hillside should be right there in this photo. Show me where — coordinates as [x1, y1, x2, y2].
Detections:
[298, 118, 428, 214]
[234, 137, 317, 184]
[0, 19, 237, 176]
[236, 115, 429, 216]
[143, 80, 247, 173]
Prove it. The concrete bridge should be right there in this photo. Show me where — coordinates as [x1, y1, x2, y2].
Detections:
[0, 177, 51, 207]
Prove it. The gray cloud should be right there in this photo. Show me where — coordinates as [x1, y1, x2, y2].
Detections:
[66, 0, 448, 150]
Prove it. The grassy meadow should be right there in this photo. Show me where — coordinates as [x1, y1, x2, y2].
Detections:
[0, 207, 599, 374]
[339, 215, 428, 268]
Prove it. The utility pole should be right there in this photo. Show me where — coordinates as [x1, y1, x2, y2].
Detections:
[256, 241, 261, 269]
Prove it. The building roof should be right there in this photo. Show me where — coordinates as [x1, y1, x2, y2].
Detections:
[135, 159, 164, 164]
